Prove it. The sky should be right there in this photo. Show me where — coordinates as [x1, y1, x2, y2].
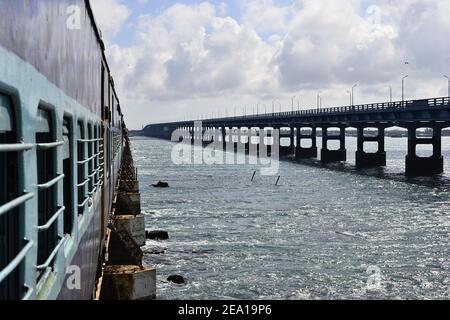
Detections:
[89, 0, 450, 129]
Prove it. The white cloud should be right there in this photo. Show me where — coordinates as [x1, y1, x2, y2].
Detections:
[90, 0, 450, 128]
[90, 0, 130, 44]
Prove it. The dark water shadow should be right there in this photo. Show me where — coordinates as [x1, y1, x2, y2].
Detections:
[281, 156, 450, 190]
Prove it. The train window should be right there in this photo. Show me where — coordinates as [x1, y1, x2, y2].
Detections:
[87, 124, 94, 196]
[101, 66, 105, 121]
[62, 118, 73, 235]
[36, 108, 59, 279]
[77, 122, 88, 215]
[106, 128, 111, 178]
[94, 125, 100, 185]
[0, 95, 20, 300]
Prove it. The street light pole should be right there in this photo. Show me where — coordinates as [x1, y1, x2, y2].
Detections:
[402, 75, 409, 107]
[444, 75, 450, 97]
[291, 95, 296, 113]
[347, 90, 352, 106]
[317, 91, 322, 110]
[388, 86, 392, 103]
[351, 84, 358, 106]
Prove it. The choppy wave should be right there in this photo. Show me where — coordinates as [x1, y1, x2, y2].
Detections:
[135, 137, 450, 300]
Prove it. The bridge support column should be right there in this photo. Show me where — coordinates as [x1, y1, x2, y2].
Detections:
[355, 126, 386, 168]
[296, 126, 318, 159]
[405, 125, 443, 176]
[190, 127, 195, 145]
[221, 127, 227, 150]
[279, 127, 295, 157]
[321, 126, 347, 162]
[248, 128, 258, 156]
[259, 127, 271, 156]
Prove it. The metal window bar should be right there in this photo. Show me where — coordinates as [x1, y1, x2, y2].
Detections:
[36, 141, 65, 150]
[36, 206, 65, 231]
[0, 192, 34, 218]
[0, 143, 34, 153]
[37, 174, 65, 190]
[77, 153, 99, 165]
[0, 240, 34, 283]
[36, 236, 67, 270]
[22, 285, 34, 300]
[77, 178, 89, 188]
[77, 138, 103, 143]
[77, 197, 89, 209]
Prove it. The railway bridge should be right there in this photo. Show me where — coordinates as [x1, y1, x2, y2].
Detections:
[143, 97, 450, 177]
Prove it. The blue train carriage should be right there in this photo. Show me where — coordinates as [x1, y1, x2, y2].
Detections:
[0, 0, 125, 300]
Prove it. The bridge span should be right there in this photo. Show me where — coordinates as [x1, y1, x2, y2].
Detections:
[144, 97, 450, 177]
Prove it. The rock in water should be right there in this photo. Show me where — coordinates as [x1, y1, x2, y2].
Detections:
[146, 230, 169, 240]
[152, 181, 169, 188]
[167, 275, 185, 284]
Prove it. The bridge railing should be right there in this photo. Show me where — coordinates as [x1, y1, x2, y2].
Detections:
[201, 97, 450, 123]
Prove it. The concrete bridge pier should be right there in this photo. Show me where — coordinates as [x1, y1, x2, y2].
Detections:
[321, 126, 347, 162]
[355, 126, 386, 168]
[279, 127, 295, 157]
[406, 125, 444, 176]
[221, 127, 227, 150]
[259, 127, 272, 156]
[296, 126, 318, 159]
[248, 127, 259, 156]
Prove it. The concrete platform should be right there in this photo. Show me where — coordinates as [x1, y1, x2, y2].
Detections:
[113, 214, 146, 247]
[116, 192, 141, 216]
[100, 265, 156, 300]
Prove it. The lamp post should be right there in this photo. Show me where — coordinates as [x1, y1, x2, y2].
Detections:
[317, 91, 322, 110]
[291, 95, 296, 113]
[351, 84, 358, 106]
[347, 90, 352, 106]
[444, 75, 450, 97]
[272, 99, 276, 115]
[388, 86, 392, 103]
[402, 75, 408, 107]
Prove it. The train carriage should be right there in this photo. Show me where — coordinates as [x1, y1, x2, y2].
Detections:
[0, 0, 124, 300]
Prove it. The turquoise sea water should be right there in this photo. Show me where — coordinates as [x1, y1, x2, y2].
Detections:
[132, 136, 450, 300]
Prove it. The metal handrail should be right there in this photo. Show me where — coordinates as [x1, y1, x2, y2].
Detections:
[0, 240, 34, 283]
[36, 141, 65, 150]
[37, 174, 65, 190]
[0, 193, 34, 217]
[36, 236, 67, 270]
[36, 207, 65, 231]
[77, 178, 89, 188]
[0, 143, 34, 153]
